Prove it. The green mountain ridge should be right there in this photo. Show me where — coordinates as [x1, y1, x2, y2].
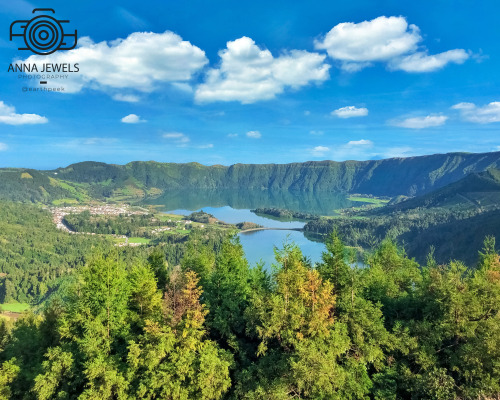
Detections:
[2, 151, 500, 204]
[304, 167, 500, 264]
[0, 169, 82, 203]
[49, 151, 500, 196]
[371, 167, 500, 215]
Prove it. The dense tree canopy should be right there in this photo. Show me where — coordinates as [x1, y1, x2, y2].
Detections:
[1, 230, 499, 399]
[0, 202, 232, 305]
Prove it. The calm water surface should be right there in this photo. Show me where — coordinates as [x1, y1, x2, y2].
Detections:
[153, 189, 362, 268]
[166, 206, 305, 229]
[166, 205, 325, 267]
[238, 229, 325, 267]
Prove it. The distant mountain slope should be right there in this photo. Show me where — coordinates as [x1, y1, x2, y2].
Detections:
[52, 151, 500, 197]
[52, 161, 129, 183]
[2, 151, 500, 204]
[304, 167, 500, 265]
[372, 168, 500, 215]
[0, 169, 86, 203]
[386, 168, 500, 264]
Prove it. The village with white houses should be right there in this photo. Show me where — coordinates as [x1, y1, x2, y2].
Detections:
[46, 203, 208, 246]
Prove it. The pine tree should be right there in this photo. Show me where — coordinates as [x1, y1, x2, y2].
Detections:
[127, 270, 232, 399]
[243, 243, 357, 398]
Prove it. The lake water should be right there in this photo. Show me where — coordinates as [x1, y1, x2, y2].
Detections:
[165, 205, 324, 267]
[166, 206, 305, 229]
[239, 229, 326, 268]
[151, 188, 363, 268]
[146, 188, 355, 215]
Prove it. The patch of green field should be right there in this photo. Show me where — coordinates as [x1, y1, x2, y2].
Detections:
[348, 196, 389, 205]
[324, 215, 368, 221]
[147, 187, 163, 196]
[0, 302, 30, 313]
[128, 237, 151, 244]
[52, 198, 79, 206]
[158, 213, 184, 221]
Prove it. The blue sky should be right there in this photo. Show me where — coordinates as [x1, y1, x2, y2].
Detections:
[0, 0, 499, 169]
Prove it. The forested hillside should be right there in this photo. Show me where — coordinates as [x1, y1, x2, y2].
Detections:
[305, 169, 500, 264]
[0, 202, 106, 304]
[0, 202, 232, 305]
[1, 234, 499, 399]
[0, 170, 84, 204]
[2, 151, 500, 204]
[372, 167, 500, 214]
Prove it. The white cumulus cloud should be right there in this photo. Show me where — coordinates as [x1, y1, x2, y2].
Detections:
[195, 37, 330, 104]
[390, 49, 469, 72]
[246, 130, 262, 139]
[346, 139, 373, 147]
[162, 132, 190, 144]
[113, 94, 140, 103]
[20, 31, 208, 94]
[310, 140, 375, 160]
[332, 106, 369, 118]
[315, 16, 420, 63]
[0, 142, 8, 151]
[0, 101, 48, 125]
[452, 102, 500, 123]
[121, 114, 145, 123]
[391, 114, 448, 129]
[382, 146, 413, 158]
[310, 146, 330, 157]
[315, 16, 469, 72]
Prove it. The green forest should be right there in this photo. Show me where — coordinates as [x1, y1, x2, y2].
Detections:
[252, 207, 319, 221]
[304, 169, 500, 265]
[63, 211, 172, 237]
[1, 230, 499, 399]
[0, 202, 106, 304]
[0, 202, 227, 305]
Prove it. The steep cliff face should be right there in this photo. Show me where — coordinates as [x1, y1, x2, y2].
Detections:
[116, 151, 500, 196]
[3, 151, 499, 203]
